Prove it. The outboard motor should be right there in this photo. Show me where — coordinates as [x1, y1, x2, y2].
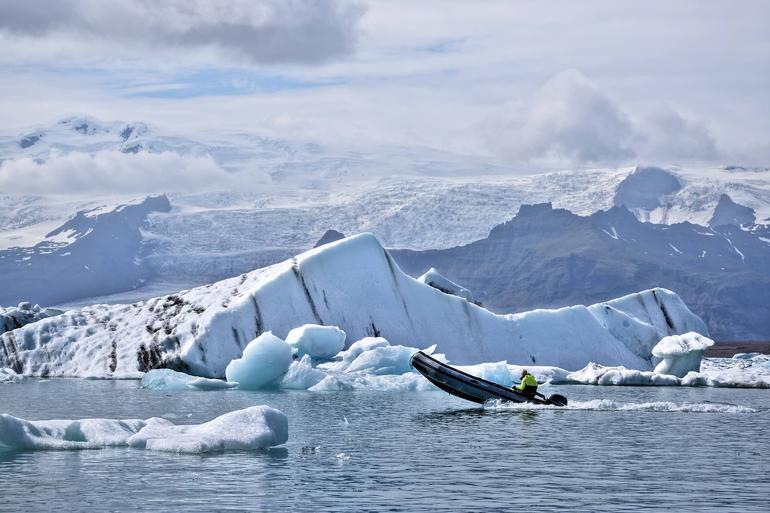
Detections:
[546, 394, 568, 407]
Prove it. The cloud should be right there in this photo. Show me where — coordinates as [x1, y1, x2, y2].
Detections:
[500, 70, 636, 165]
[497, 70, 722, 167]
[0, 0, 365, 64]
[0, 151, 255, 195]
[636, 105, 718, 161]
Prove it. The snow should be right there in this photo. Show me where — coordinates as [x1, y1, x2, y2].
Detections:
[285, 324, 346, 360]
[224, 332, 292, 390]
[0, 406, 287, 453]
[652, 332, 714, 377]
[0, 233, 708, 378]
[417, 267, 477, 303]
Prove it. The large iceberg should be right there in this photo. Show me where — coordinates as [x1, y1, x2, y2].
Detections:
[0, 233, 707, 378]
[0, 405, 288, 453]
[652, 332, 714, 377]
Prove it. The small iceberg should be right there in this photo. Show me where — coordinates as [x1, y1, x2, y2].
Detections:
[0, 406, 288, 453]
[285, 324, 346, 360]
[225, 332, 293, 390]
[652, 332, 714, 377]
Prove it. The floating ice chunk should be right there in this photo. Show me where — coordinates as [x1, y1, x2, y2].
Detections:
[457, 361, 513, 387]
[566, 362, 680, 386]
[187, 377, 239, 390]
[345, 344, 418, 375]
[225, 332, 292, 390]
[285, 324, 346, 360]
[681, 369, 770, 388]
[652, 332, 714, 377]
[127, 405, 288, 453]
[279, 355, 327, 390]
[141, 369, 237, 391]
[1, 368, 23, 383]
[732, 352, 762, 360]
[0, 406, 287, 453]
[418, 267, 477, 304]
[338, 337, 391, 364]
[308, 372, 433, 392]
[0, 415, 147, 450]
[508, 365, 572, 385]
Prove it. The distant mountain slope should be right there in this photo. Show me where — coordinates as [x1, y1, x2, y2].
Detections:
[0, 196, 171, 306]
[393, 203, 770, 340]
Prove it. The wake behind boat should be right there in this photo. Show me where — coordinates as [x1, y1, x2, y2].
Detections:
[410, 351, 568, 406]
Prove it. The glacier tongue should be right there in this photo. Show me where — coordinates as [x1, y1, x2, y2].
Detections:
[0, 233, 707, 378]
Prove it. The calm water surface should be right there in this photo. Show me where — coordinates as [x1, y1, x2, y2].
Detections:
[1, 380, 768, 512]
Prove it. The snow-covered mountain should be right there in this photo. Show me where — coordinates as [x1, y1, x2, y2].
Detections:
[0, 233, 706, 378]
[393, 203, 770, 341]
[0, 196, 170, 306]
[1, 117, 768, 340]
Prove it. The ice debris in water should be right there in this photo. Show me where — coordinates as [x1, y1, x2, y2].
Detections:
[225, 332, 293, 390]
[279, 354, 327, 390]
[566, 362, 681, 386]
[652, 332, 714, 377]
[285, 324, 346, 360]
[0, 406, 288, 453]
[141, 369, 238, 391]
[0, 368, 24, 383]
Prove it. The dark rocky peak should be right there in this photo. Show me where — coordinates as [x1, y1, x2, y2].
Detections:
[708, 194, 756, 227]
[613, 166, 682, 210]
[314, 229, 346, 248]
[19, 132, 43, 149]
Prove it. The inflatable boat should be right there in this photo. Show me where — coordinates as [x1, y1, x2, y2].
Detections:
[410, 350, 568, 406]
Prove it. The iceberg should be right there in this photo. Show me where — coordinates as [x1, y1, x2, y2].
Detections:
[0, 233, 707, 378]
[285, 324, 346, 360]
[225, 332, 292, 390]
[0, 406, 287, 453]
[652, 332, 714, 377]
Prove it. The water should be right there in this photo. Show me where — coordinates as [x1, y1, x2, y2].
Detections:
[1, 380, 768, 512]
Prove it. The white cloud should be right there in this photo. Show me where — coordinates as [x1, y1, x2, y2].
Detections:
[636, 105, 718, 162]
[0, 0, 365, 64]
[499, 70, 636, 165]
[0, 151, 255, 195]
[495, 70, 722, 167]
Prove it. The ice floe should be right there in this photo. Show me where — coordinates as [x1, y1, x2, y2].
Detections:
[0, 406, 287, 453]
[141, 369, 238, 390]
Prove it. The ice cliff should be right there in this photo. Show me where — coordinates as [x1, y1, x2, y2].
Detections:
[0, 233, 707, 378]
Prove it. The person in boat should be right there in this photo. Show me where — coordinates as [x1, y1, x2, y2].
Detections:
[515, 369, 538, 398]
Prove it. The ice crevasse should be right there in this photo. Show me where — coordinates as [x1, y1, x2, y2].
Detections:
[0, 233, 707, 378]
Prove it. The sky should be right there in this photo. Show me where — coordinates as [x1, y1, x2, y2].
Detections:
[0, 0, 768, 171]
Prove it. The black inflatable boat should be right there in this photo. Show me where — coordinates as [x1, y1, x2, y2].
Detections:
[410, 351, 568, 406]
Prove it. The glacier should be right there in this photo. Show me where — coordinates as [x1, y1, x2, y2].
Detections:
[0, 405, 288, 453]
[0, 233, 706, 379]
